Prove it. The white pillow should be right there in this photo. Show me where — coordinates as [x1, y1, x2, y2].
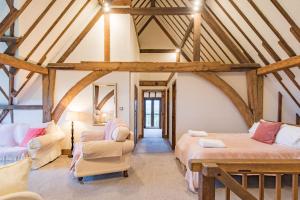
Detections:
[13, 124, 30, 145]
[46, 122, 65, 137]
[0, 124, 17, 147]
[111, 126, 130, 142]
[248, 122, 260, 136]
[275, 124, 300, 148]
[0, 158, 31, 196]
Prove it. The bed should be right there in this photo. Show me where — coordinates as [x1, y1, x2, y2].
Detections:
[175, 133, 300, 192]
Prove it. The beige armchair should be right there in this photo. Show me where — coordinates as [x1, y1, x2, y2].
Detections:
[72, 127, 134, 182]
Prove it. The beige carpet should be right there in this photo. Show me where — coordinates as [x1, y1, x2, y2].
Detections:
[28, 138, 299, 200]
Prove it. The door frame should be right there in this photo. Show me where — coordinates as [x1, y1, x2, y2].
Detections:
[134, 85, 138, 144]
[171, 81, 176, 150]
[166, 88, 170, 139]
[141, 89, 166, 138]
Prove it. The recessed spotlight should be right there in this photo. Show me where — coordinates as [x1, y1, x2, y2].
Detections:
[176, 48, 181, 53]
[193, 6, 200, 12]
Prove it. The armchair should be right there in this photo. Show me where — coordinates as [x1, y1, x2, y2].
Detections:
[71, 120, 134, 181]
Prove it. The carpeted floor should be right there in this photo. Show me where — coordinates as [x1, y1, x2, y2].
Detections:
[28, 138, 299, 200]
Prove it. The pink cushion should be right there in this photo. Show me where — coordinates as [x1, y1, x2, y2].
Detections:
[20, 128, 46, 147]
[252, 121, 281, 144]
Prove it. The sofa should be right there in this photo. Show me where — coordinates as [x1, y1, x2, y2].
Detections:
[0, 158, 43, 200]
[0, 121, 65, 169]
[70, 120, 134, 181]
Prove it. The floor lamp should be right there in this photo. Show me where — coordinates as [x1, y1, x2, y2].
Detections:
[66, 111, 81, 158]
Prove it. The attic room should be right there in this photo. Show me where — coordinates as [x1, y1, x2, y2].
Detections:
[0, 0, 299, 199]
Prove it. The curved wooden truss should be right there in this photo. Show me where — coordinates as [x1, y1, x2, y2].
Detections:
[0, 0, 299, 124]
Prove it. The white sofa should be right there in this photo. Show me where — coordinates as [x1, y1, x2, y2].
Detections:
[0, 121, 65, 169]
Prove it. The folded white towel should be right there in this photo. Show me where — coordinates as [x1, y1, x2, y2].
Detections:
[198, 138, 226, 148]
[188, 130, 208, 137]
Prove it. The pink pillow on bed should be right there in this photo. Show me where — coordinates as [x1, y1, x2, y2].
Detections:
[251, 121, 281, 144]
[20, 128, 46, 147]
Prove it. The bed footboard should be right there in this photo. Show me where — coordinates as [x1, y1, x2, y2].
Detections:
[189, 159, 300, 200]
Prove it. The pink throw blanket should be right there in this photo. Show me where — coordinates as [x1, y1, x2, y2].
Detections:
[175, 133, 300, 192]
[70, 119, 128, 172]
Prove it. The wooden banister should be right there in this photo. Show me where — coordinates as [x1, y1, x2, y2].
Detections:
[189, 159, 300, 200]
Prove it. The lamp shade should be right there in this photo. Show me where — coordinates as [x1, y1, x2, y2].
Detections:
[66, 111, 82, 121]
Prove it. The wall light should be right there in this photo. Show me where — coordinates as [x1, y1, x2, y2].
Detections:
[176, 48, 181, 53]
[193, 0, 201, 12]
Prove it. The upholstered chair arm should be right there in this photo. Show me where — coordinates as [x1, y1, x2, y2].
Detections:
[80, 131, 105, 142]
[27, 133, 64, 151]
[0, 192, 43, 200]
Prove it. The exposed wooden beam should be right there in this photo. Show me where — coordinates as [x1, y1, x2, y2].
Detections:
[193, 13, 201, 61]
[109, 7, 197, 15]
[57, 9, 102, 63]
[0, 0, 32, 38]
[257, 56, 300, 75]
[140, 49, 177, 53]
[202, 9, 249, 63]
[52, 71, 110, 122]
[25, 0, 75, 61]
[47, 61, 257, 72]
[180, 19, 193, 49]
[138, 16, 154, 36]
[277, 92, 283, 122]
[0, 86, 9, 101]
[0, 53, 48, 74]
[0, 35, 21, 43]
[39, 0, 91, 65]
[9, 0, 57, 53]
[0, 105, 43, 110]
[104, 14, 110, 62]
[195, 72, 254, 127]
[139, 80, 167, 86]
[270, 0, 300, 42]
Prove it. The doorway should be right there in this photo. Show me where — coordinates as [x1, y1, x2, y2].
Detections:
[142, 90, 165, 138]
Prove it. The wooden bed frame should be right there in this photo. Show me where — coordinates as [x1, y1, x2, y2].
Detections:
[189, 159, 300, 200]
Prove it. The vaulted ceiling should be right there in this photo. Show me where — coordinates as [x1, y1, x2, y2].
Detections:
[132, 0, 300, 108]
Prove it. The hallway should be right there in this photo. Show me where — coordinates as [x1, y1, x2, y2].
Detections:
[134, 129, 172, 154]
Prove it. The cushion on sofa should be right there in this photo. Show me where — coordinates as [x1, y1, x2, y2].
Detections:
[20, 128, 46, 147]
[0, 158, 31, 196]
[275, 124, 300, 148]
[0, 124, 17, 147]
[111, 126, 130, 142]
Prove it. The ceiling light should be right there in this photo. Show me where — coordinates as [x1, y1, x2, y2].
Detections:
[103, 2, 110, 13]
[176, 48, 181, 53]
[193, 6, 200, 12]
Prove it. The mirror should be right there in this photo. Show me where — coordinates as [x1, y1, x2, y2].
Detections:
[93, 84, 117, 125]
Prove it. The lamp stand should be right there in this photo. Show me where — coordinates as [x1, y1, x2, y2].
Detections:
[68, 121, 74, 158]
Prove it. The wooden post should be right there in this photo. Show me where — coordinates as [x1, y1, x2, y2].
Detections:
[277, 92, 283, 122]
[198, 173, 215, 200]
[193, 13, 201, 61]
[42, 74, 51, 122]
[247, 70, 263, 124]
[104, 14, 110, 62]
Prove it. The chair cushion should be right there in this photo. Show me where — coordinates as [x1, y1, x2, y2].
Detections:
[112, 126, 130, 142]
[20, 128, 46, 147]
[0, 158, 31, 196]
[0, 124, 17, 147]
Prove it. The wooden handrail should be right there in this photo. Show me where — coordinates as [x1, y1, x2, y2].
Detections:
[189, 159, 300, 200]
